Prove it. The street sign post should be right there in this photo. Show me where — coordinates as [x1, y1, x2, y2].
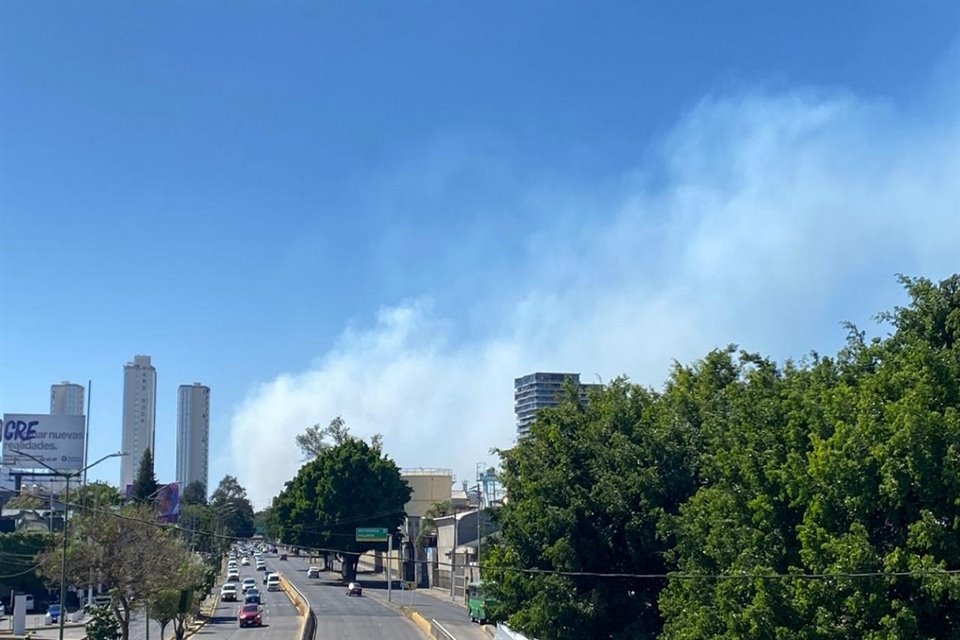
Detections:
[355, 527, 388, 542]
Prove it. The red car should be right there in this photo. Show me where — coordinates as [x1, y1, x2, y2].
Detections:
[237, 604, 262, 627]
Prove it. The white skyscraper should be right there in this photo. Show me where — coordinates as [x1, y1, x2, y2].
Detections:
[120, 355, 157, 490]
[50, 381, 85, 416]
[176, 383, 210, 493]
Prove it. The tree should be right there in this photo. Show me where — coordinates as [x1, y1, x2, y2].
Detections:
[274, 427, 412, 581]
[0, 531, 52, 595]
[488, 275, 960, 638]
[295, 415, 349, 458]
[5, 494, 44, 510]
[73, 482, 122, 509]
[416, 500, 453, 549]
[254, 507, 280, 540]
[181, 481, 207, 506]
[659, 275, 960, 638]
[130, 449, 159, 505]
[37, 504, 190, 640]
[147, 590, 179, 640]
[487, 378, 698, 639]
[84, 605, 121, 640]
[210, 475, 255, 539]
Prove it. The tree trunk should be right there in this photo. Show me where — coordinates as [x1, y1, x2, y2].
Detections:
[117, 606, 130, 640]
[341, 555, 358, 582]
[174, 613, 187, 640]
[159, 621, 169, 640]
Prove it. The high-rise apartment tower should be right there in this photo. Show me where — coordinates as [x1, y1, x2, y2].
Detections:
[176, 383, 210, 494]
[50, 381, 84, 416]
[514, 372, 601, 437]
[120, 355, 157, 489]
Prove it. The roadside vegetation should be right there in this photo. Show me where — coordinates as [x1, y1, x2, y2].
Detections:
[485, 275, 960, 639]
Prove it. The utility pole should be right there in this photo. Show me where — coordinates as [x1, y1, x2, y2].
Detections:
[10, 449, 126, 640]
[477, 488, 482, 571]
[387, 533, 393, 602]
[451, 513, 457, 599]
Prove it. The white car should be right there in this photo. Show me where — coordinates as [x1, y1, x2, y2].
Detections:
[241, 578, 257, 593]
[241, 557, 250, 566]
[307, 566, 320, 578]
[266, 574, 281, 592]
[227, 569, 240, 582]
[220, 584, 238, 602]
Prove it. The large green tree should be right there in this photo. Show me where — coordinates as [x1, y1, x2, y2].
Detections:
[274, 426, 411, 581]
[487, 378, 699, 639]
[489, 274, 960, 639]
[210, 475, 255, 539]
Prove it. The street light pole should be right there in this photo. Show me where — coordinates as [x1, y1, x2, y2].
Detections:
[58, 474, 70, 640]
[10, 449, 126, 640]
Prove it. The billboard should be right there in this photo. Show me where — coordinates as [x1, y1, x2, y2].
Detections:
[1, 414, 86, 472]
[156, 482, 180, 523]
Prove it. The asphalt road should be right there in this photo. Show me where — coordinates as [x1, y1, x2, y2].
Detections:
[193, 558, 302, 640]
[367, 584, 490, 640]
[278, 556, 425, 640]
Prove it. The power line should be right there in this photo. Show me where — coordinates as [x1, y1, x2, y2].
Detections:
[19, 491, 960, 584]
[0, 564, 43, 579]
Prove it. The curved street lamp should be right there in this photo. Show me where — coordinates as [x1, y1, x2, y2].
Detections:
[9, 449, 127, 640]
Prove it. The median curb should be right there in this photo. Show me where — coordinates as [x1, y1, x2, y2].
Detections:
[407, 610, 433, 636]
[276, 573, 311, 640]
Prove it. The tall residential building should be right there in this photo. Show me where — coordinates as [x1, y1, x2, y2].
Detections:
[514, 372, 601, 437]
[120, 355, 157, 489]
[176, 383, 210, 493]
[50, 381, 84, 416]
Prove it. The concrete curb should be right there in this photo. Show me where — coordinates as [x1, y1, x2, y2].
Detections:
[275, 573, 308, 640]
[181, 590, 219, 640]
[406, 610, 433, 637]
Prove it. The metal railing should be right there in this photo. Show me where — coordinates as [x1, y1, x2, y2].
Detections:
[430, 619, 456, 640]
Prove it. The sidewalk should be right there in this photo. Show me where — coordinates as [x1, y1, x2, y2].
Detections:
[0, 614, 87, 640]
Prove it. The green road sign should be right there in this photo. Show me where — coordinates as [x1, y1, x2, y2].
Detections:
[356, 527, 389, 542]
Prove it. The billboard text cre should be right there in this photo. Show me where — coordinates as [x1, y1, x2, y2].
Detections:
[1, 414, 86, 472]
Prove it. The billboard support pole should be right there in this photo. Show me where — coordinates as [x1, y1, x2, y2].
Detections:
[83, 380, 92, 485]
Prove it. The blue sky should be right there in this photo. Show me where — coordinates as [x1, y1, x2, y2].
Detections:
[1, 1, 957, 508]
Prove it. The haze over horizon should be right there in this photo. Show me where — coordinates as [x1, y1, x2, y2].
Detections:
[1, 2, 957, 509]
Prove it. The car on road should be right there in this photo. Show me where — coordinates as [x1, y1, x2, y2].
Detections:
[47, 604, 61, 623]
[241, 557, 250, 566]
[256, 559, 267, 571]
[227, 569, 240, 582]
[346, 582, 362, 597]
[237, 604, 262, 628]
[241, 578, 257, 593]
[262, 571, 272, 584]
[244, 589, 261, 605]
[279, 554, 287, 561]
[220, 584, 238, 602]
[306, 566, 320, 578]
[266, 574, 281, 592]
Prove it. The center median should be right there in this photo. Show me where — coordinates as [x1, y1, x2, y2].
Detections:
[276, 573, 315, 640]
